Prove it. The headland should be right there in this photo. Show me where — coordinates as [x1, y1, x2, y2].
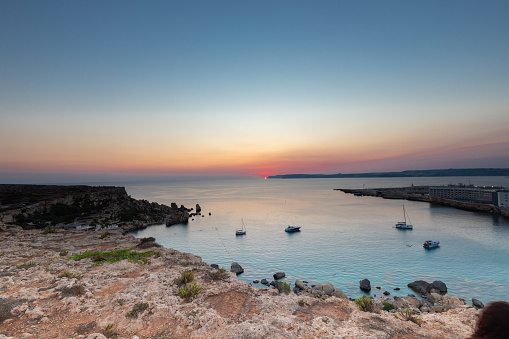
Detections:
[0, 227, 480, 338]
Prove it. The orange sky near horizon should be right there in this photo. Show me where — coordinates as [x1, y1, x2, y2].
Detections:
[1, 2, 509, 182]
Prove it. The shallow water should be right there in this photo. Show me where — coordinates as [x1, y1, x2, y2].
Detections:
[124, 176, 509, 304]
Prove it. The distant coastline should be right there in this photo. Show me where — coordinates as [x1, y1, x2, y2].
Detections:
[268, 168, 509, 179]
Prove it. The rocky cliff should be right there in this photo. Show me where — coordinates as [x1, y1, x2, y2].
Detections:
[0, 228, 479, 339]
[0, 184, 189, 232]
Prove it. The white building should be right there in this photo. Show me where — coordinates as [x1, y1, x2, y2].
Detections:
[429, 186, 497, 204]
[497, 190, 509, 208]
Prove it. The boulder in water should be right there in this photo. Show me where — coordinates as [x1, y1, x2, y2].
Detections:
[407, 280, 430, 295]
[230, 262, 244, 275]
[273, 272, 285, 280]
[359, 279, 371, 292]
[430, 280, 447, 294]
[472, 298, 484, 309]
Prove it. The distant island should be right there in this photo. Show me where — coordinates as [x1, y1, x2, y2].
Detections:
[268, 168, 509, 179]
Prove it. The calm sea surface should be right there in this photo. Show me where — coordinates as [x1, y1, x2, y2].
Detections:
[122, 176, 509, 304]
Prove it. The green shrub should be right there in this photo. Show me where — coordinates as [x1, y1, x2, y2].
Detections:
[59, 250, 69, 256]
[209, 267, 228, 280]
[355, 295, 373, 312]
[69, 248, 159, 266]
[177, 270, 194, 285]
[125, 302, 149, 318]
[0, 251, 5, 257]
[150, 328, 168, 339]
[103, 323, 118, 338]
[15, 261, 39, 270]
[58, 271, 82, 280]
[42, 227, 57, 234]
[282, 281, 291, 293]
[178, 282, 203, 301]
[394, 308, 422, 326]
[382, 302, 395, 311]
[99, 231, 111, 239]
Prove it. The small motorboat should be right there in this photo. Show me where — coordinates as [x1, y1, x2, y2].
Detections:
[423, 240, 440, 248]
[236, 219, 246, 236]
[285, 225, 301, 232]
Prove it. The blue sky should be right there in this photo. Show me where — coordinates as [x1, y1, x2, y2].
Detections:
[1, 1, 509, 183]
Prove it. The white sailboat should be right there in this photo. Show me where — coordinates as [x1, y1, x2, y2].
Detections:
[395, 204, 413, 229]
[236, 219, 246, 235]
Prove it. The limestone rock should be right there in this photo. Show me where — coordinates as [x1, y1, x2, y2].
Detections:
[322, 283, 334, 296]
[404, 296, 422, 309]
[295, 280, 307, 290]
[332, 289, 348, 299]
[430, 292, 442, 302]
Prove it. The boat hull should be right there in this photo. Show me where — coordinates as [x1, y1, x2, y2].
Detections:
[285, 226, 301, 232]
[395, 223, 413, 229]
[423, 240, 439, 248]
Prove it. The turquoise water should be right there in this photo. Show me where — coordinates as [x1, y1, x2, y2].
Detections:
[124, 177, 509, 305]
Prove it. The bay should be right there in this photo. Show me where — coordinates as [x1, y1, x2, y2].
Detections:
[124, 176, 509, 304]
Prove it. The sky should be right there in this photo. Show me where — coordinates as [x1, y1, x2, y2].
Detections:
[1, 0, 509, 183]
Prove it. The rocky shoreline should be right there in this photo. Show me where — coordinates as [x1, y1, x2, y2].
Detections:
[0, 227, 481, 338]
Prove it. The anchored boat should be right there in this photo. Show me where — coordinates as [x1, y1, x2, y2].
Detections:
[285, 225, 301, 232]
[236, 219, 246, 236]
[395, 204, 413, 229]
[423, 240, 440, 248]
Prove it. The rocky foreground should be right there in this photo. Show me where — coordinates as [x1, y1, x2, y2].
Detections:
[0, 228, 479, 339]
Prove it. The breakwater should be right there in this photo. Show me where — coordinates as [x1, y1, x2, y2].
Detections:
[336, 186, 509, 219]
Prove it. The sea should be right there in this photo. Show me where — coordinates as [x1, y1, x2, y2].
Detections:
[119, 176, 509, 305]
